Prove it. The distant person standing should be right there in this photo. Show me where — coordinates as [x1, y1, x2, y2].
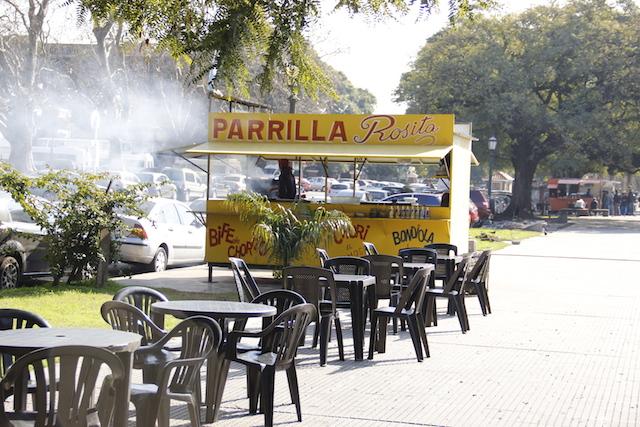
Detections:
[621, 192, 628, 215]
[613, 191, 621, 216]
[277, 159, 297, 199]
[627, 190, 636, 215]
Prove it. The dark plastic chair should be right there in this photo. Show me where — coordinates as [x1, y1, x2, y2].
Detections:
[466, 250, 492, 315]
[398, 248, 438, 265]
[101, 301, 172, 383]
[226, 304, 317, 427]
[425, 243, 458, 283]
[368, 268, 431, 362]
[0, 345, 124, 427]
[363, 255, 405, 334]
[316, 248, 329, 267]
[283, 266, 344, 366]
[0, 309, 51, 412]
[425, 257, 470, 332]
[363, 241, 379, 255]
[425, 243, 458, 256]
[130, 316, 222, 427]
[113, 286, 169, 328]
[323, 256, 371, 310]
[230, 257, 261, 302]
[252, 289, 307, 329]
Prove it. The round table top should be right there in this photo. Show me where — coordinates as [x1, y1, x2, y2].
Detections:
[152, 300, 277, 319]
[0, 328, 141, 354]
[403, 263, 436, 271]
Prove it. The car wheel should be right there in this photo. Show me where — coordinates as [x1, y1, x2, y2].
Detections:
[151, 247, 168, 272]
[0, 256, 20, 289]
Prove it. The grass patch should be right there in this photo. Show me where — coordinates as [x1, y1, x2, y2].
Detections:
[0, 281, 238, 329]
[470, 228, 543, 251]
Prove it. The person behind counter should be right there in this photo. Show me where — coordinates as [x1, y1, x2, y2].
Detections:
[277, 159, 297, 199]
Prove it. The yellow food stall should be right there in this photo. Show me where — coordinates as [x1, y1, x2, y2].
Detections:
[179, 112, 477, 268]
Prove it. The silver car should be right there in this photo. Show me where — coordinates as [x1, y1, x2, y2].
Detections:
[117, 199, 205, 272]
[137, 172, 178, 199]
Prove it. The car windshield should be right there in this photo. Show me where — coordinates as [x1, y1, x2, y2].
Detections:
[138, 173, 155, 183]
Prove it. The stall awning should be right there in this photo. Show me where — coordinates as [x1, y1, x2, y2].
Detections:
[181, 141, 454, 164]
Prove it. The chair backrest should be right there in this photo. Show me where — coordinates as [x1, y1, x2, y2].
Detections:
[394, 268, 430, 316]
[443, 257, 469, 293]
[363, 242, 379, 256]
[150, 316, 222, 394]
[323, 256, 371, 276]
[362, 255, 403, 299]
[229, 257, 261, 302]
[260, 303, 317, 368]
[283, 266, 337, 316]
[465, 251, 489, 283]
[112, 286, 168, 319]
[316, 248, 330, 267]
[425, 243, 458, 256]
[100, 301, 165, 346]
[398, 248, 438, 265]
[0, 309, 50, 378]
[0, 345, 125, 427]
[251, 289, 306, 329]
[478, 250, 491, 286]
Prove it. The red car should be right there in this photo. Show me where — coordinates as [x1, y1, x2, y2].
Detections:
[469, 200, 480, 225]
[470, 190, 491, 220]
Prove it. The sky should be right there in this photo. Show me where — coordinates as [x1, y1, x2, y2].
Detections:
[309, 0, 556, 114]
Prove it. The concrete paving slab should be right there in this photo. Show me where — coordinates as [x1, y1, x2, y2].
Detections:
[119, 217, 640, 426]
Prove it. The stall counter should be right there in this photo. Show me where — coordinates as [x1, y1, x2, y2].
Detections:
[205, 199, 451, 266]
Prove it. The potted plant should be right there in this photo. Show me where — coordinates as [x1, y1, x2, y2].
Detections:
[226, 192, 353, 276]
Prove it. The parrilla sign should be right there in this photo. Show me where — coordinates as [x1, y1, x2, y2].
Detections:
[208, 113, 454, 146]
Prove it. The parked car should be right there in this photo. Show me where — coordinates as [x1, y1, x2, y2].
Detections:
[381, 185, 406, 195]
[366, 189, 389, 201]
[162, 167, 207, 202]
[0, 193, 48, 288]
[138, 172, 177, 199]
[222, 174, 247, 194]
[330, 189, 371, 204]
[469, 200, 480, 225]
[117, 198, 205, 272]
[382, 192, 443, 206]
[329, 182, 353, 197]
[97, 171, 141, 192]
[470, 189, 491, 219]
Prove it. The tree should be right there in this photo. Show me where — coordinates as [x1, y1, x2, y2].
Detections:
[0, 164, 145, 285]
[396, 0, 640, 218]
[71, 0, 494, 100]
[0, 0, 53, 171]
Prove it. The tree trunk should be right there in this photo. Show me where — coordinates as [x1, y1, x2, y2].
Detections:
[502, 157, 538, 220]
[95, 229, 111, 287]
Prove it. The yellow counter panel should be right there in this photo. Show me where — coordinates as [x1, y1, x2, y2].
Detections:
[205, 200, 451, 266]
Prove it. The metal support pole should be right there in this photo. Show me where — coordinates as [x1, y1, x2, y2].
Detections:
[488, 150, 495, 201]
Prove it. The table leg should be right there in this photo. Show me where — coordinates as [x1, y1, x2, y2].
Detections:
[350, 283, 364, 360]
[114, 351, 134, 427]
[204, 349, 231, 423]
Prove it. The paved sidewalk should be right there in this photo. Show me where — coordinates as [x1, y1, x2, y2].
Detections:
[125, 218, 640, 426]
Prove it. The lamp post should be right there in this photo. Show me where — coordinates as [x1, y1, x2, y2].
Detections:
[286, 64, 299, 113]
[488, 136, 497, 205]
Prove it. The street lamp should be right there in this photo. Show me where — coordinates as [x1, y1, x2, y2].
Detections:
[487, 136, 498, 204]
[285, 64, 299, 113]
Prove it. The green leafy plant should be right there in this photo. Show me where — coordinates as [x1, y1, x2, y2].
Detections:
[0, 164, 146, 285]
[226, 192, 353, 274]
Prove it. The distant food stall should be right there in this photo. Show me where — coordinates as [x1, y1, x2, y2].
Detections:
[547, 178, 618, 212]
[177, 112, 477, 267]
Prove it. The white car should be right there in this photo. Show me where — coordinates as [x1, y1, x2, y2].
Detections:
[222, 174, 247, 193]
[330, 189, 371, 204]
[308, 177, 338, 191]
[329, 182, 353, 197]
[118, 198, 205, 272]
[137, 172, 177, 199]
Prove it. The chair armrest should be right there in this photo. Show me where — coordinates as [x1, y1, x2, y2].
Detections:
[226, 329, 266, 360]
[156, 357, 206, 392]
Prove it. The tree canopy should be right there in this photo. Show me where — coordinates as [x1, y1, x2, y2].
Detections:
[396, 0, 640, 217]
